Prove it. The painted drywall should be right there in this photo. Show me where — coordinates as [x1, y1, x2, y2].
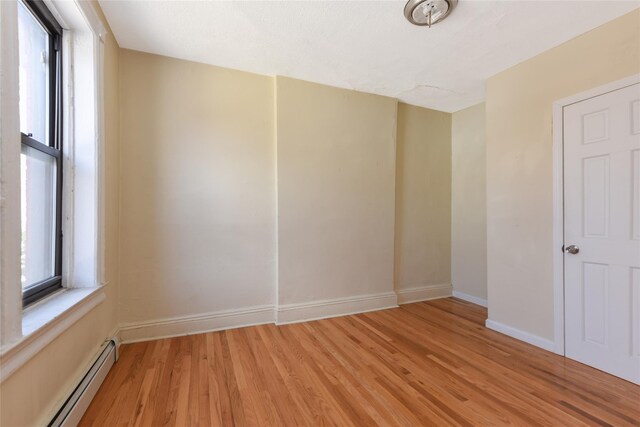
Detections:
[451, 103, 486, 301]
[0, 0, 23, 346]
[0, 3, 121, 425]
[395, 103, 452, 294]
[276, 77, 397, 307]
[486, 9, 640, 340]
[118, 50, 277, 325]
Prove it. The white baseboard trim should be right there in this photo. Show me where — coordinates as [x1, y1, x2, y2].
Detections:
[485, 319, 555, 352]
[396, 283, 452, 304]
[276, 292, 398, 325]
[117, 286, 455, 343]
[118, 305, 275, 344]
[452, 290, 487, 307]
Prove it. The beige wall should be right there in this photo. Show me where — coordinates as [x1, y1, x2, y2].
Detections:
[276, 77, 398, 305]
[451, 103, 486, 300]
[395, 103, 452, 292]
[0, 4, 121, 425]
[486, 9, 640, 340]
[118, 50, 277, 324]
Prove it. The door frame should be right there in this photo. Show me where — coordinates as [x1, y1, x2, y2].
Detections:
[551, 74, 640, 356]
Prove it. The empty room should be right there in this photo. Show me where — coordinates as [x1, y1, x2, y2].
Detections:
[1, 0, 639, 425]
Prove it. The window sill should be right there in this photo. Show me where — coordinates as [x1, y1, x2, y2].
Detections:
[0, 286, 106, 383]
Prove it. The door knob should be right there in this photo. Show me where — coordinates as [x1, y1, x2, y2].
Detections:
[564, 245, 580, 254]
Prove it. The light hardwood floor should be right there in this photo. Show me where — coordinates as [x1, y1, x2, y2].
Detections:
[80, 298, 640, 426]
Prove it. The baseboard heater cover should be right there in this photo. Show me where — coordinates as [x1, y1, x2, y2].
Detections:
[48, 338, 118, 427]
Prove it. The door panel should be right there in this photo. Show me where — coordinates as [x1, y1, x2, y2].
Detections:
[582, 109, 609, 144]
[632, 100, 640, 135]
[632, 268, 640, 357]
[633, 149, 640, 240]
[582, 262, 608, 345]
[582, 155, 609, 238]
[564, 82, 640, 384]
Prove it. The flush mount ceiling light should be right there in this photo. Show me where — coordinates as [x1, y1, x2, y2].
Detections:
[404, 0, 458, 27]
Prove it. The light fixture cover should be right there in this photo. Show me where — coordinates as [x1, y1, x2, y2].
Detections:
[404, 0, 458, 26]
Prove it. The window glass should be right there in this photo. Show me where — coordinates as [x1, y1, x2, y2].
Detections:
[18, 0, 63, 305]
[20, 145, 57, 289]
[18, 1, 50, 145]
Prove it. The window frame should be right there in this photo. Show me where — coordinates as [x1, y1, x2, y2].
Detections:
[20, 0, 64, 307]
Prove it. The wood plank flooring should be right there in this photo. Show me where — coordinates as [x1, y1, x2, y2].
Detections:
[80, 298, 640, 426]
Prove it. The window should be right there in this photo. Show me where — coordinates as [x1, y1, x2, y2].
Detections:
[18, 0, 63, 306]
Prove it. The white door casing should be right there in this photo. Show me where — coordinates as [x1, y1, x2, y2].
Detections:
[563, 82, 640, 384]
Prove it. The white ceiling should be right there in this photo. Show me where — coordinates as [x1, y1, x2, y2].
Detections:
[99, 0, 639, 112]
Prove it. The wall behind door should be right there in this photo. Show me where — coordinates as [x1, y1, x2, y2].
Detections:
[485, 9, 640, 341]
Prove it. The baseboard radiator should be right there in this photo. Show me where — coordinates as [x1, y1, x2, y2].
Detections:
[49, 338, 118, 427]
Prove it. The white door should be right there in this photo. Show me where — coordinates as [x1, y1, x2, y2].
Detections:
[564, 82, 640, 384]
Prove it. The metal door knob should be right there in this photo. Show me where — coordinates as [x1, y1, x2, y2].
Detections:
[564, 245, 580, 254]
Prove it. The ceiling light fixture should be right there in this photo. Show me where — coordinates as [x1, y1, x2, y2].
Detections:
[404, 0, 458, 27]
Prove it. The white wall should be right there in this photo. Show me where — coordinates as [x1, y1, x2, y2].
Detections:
[275, 77, 398, 318]
[0, 0, 23, 347]
[451, 103, 486, 303]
